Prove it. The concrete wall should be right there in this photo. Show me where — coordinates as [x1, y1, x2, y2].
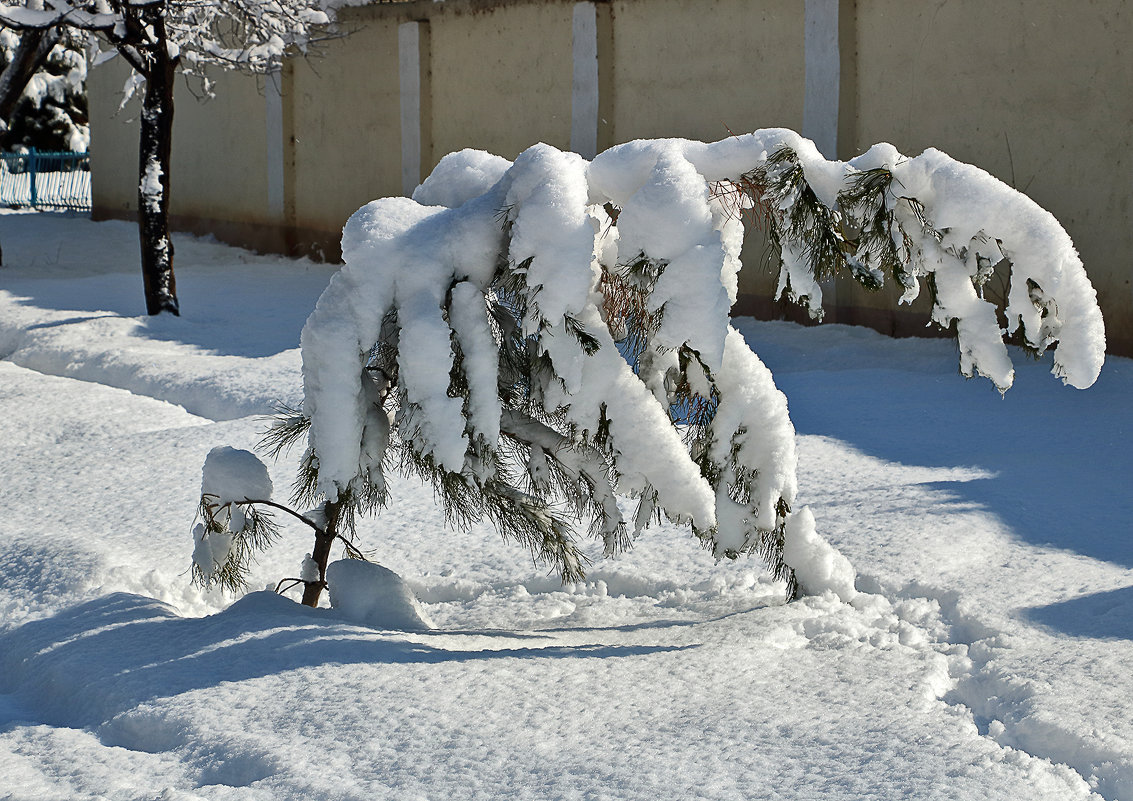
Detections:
[288, 10, 404, 255]
[87, 0, 1133, 355]
[89, 54, 278, 252]
[609, 0, 804, 143]
[431, 2, 575, 161]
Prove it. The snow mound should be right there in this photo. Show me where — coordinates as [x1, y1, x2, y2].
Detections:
[326, 559, 435, 631]
[783, 506, 857, 602]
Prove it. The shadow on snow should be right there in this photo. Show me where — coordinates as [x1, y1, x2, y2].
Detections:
[1024, 584, 1133, 640]
[0, 591, 696, 732]
[747, 321, 1133, 570]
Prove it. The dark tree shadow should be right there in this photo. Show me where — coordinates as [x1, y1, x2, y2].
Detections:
[0, 592, 697, 732]
[744, 320, 1133, 570]
[1024, 585, 1133, 640]
[0, 212, 334, 359]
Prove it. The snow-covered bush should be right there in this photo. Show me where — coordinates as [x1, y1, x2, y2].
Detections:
[196, 130, 1105, 609]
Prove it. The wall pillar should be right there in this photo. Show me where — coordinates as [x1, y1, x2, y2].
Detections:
[265, 64, 285, 222]
[803, 0, 840, 159]
[571, 2, 599, 159]
[399, 20, 432, 195]
[804, 0, 858, 321]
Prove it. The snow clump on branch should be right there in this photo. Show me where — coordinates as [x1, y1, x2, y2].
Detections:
[193, 446, 277, 589]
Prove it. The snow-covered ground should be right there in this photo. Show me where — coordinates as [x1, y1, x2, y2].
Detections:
[1, 209, 1130, 800]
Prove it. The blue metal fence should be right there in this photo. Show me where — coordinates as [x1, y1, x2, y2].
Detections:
[0, 149, 91, 211]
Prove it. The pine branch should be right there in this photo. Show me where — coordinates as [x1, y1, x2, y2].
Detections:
[751, 147, 853, 284]
[500, 407, 627, 557]
[258, 404, 311, 459]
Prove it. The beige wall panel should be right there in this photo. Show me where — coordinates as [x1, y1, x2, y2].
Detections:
[290, 10, 403, 241]
[430, 1, 575, 162]
[609, 0, 805, 144]
[170, 69, 270, 226]
[87, 56, 138, 218]
[851, 0, 1132, 352]
[89, 57, 269, 225]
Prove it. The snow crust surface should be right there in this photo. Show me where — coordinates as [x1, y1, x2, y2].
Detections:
[0, 210, 1128, 801]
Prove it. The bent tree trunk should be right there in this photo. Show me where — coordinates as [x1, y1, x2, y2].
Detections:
[137, 15, 179, 316]
[301, 499, 345, 607]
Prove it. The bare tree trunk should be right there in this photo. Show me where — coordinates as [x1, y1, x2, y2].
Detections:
[0, 27, 59, 129]
[301, 500, 344, 607]
[137, 12, 179, 316]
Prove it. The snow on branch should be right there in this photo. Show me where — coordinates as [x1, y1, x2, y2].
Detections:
[287, 131, 1103, 602]
[0, 0, 340, 77]
[193, 446, 279, 592]
[592, 130, 1105, 390]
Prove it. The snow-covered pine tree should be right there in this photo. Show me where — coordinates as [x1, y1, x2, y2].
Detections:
[0, 26, 87, 151]
[0, 0, 339, 315]
[194, 130, 1105, 609]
